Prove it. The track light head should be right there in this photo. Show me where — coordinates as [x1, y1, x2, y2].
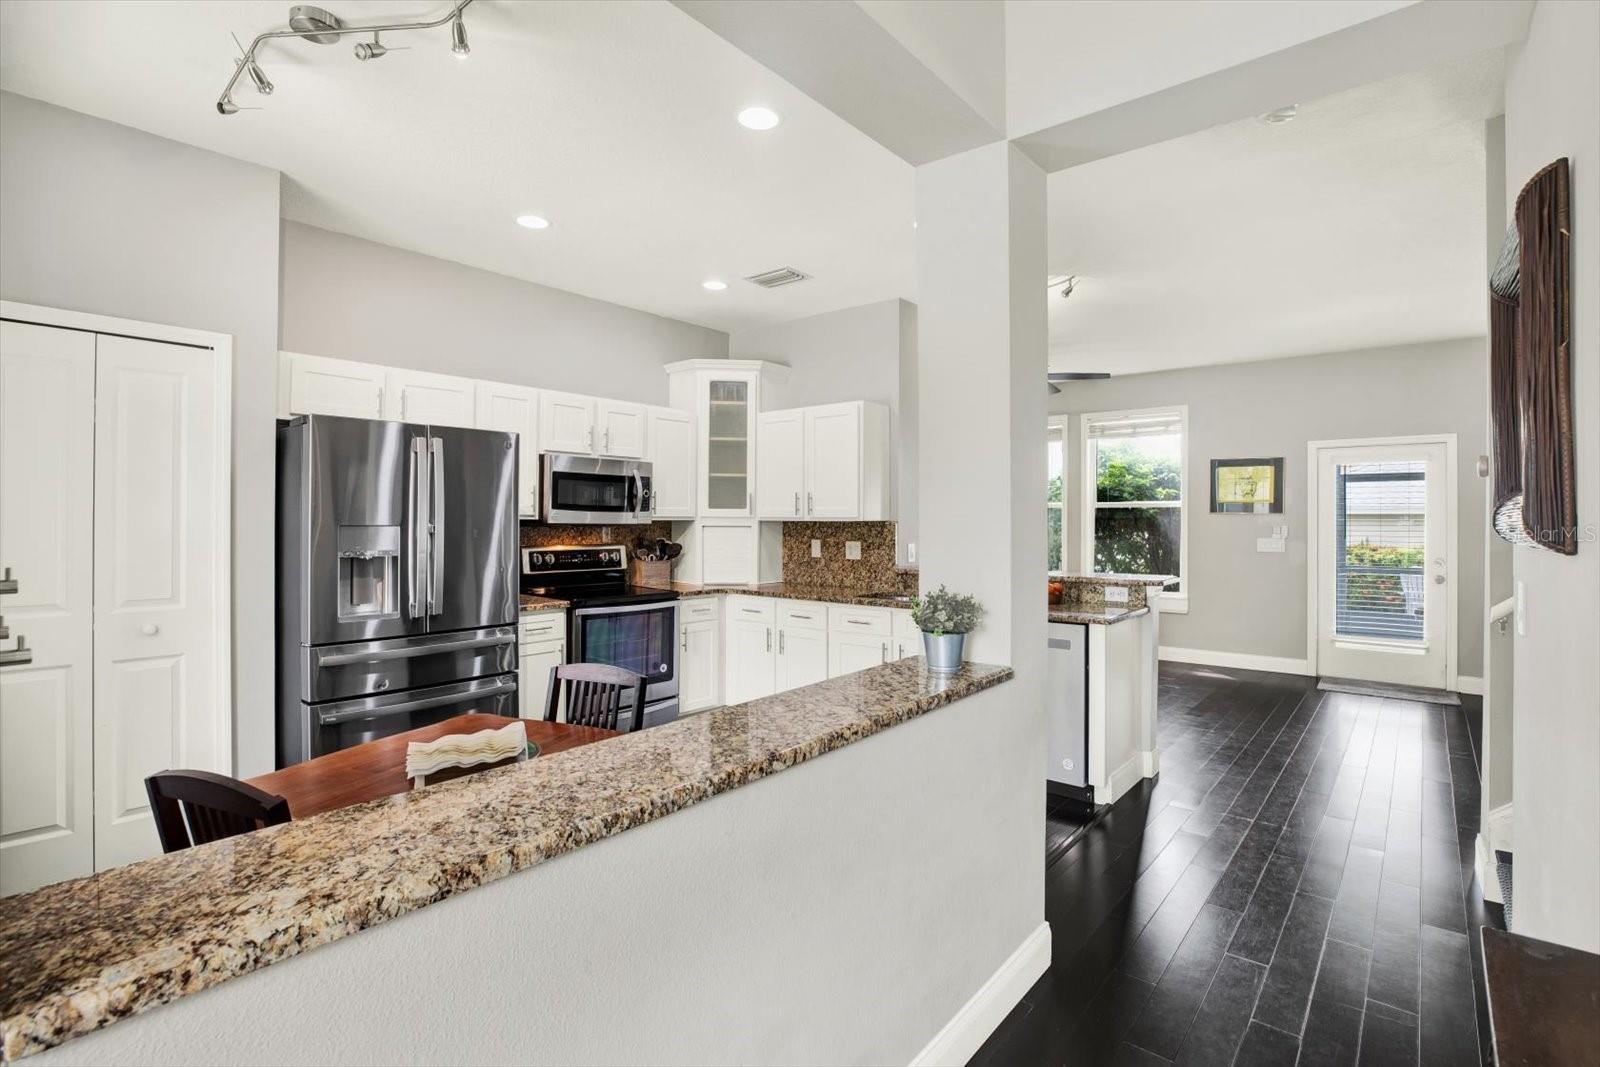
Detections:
[353, 33, 389, 61]
[217, 96, 240, 115]
[245, 58, 274, 94]
[450, 13, 469, 57]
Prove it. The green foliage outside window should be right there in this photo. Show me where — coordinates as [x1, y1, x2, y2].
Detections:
[1093, 438, 1182, 579]
[1341, 542, 1425, 613]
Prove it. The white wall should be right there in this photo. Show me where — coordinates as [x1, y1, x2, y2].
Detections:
[281, 222, 727, 406]
[30, 681, 1043, 1066]
[0, 92, 282, 777]
[1503, 0, 1600, 954]
[729, 298, 918, 561]
[1050, 338, 1490, 677]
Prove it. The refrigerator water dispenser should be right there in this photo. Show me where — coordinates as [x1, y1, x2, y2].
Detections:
[337, 526, 400, 620]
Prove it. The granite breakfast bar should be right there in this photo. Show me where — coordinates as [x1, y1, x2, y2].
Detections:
[0, 658, 1033, 1065]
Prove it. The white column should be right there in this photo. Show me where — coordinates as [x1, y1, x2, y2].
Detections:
[915, 141, 1048, 679]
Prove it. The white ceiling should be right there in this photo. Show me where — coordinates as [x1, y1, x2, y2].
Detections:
[0, 0, 916, 334]
[1046, 50, 1504, 376]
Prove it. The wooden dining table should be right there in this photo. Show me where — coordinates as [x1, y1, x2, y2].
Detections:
[246, 714, 620, 820]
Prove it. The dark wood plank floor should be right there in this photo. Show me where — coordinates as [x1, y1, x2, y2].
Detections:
[973, 663, 1500, 1066]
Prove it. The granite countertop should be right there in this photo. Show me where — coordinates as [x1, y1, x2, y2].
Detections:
[0, 659, 1012, 1061]
[671, 582, 915, 609]
[1048, 603, 1151, 625]
[519, 594, 568, 614]
[1053, 573, 1176, 588]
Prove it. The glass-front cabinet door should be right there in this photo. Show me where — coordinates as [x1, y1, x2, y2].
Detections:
[702, 375, 754, 516]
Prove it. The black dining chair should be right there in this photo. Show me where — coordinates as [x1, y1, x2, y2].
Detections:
[145, 769, 292, 854]
[545, 662, 648, 732]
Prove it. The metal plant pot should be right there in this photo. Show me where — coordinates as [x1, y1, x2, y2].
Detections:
[922, 632, 967, 674]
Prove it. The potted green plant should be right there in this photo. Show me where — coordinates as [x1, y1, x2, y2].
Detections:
[911, 585, 983, 674]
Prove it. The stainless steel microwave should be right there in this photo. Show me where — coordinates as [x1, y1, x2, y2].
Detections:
[541, 454, 655, 524]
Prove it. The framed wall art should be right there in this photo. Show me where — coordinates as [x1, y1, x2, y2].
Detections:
[1210, 457, 1284, 514]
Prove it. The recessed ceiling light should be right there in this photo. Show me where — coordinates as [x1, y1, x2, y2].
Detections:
[702, 279, 728, 291]
[1259, 104, 1298, 125]
[515, 214, 550, 230]
[737, 106, 781, 131]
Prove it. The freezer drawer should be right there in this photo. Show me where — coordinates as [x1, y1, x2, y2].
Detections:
[287, 674, 518, 765]
[1046, 622, 1088, 789]
[301, 625, 518, 703]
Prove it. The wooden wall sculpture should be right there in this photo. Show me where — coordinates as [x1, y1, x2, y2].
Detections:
[1490, 158, 1575, 554]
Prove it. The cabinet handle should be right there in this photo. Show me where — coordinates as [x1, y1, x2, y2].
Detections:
[586, 426, 594, 450]
[881, 641, 887, 663]
[807, 491, 813, 515]
[794, 491, 800, 516]
[779, 630, 785, 654]
[766, 627, 772, 652]
[681, 629, 688, 652]
[846, 619, 870, 626]
[400, 393, 408, 421]
[747, 491, 753, 513]
[791, 613, 812, 620]
[603, 427, 610, 453]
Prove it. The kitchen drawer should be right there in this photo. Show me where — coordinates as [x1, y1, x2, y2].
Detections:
[778, 600, 826, 631]
[727, 595, 776, 623]
[680, 597, 721, 622]
[828, 604, 890, 637]
[520, 612, 566, 643]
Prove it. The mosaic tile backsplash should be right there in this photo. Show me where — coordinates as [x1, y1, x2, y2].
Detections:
[520, 522, 676, 551]
[779, 521, 915, 594]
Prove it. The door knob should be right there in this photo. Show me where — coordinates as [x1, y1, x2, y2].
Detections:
[141, 623, 160, 636]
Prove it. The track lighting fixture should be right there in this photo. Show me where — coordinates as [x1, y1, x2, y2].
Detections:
[216, 0, 475, 115]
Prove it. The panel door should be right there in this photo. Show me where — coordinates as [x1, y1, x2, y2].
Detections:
[679, 619, 719, 713]
[474, 382, 540, 518]
[383, 368, 475, 428]
[283, 352, 386, 419]
[539, 391, 597, 454]
[805, 403, 862, 519]
[426, 426, 520, 633]
[700, 522, 757, 585]
[519, 641, 565, 720]
[1315, 441, 1450, 688]
[776, 626, 828, 692]
[649, 408, 696, 519]
[724, 618, 775, 705]
[0, 321, 95, 896]
[93, 335, 225, 871]
[828, 631, 887, 679]
[700, 374, 755, 517]
[596, 400, 645, 459]
[757, 410, 805, 519]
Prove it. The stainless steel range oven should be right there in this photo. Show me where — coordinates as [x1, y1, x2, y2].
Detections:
[522, 545, 679, 731]
[541, 454, 654, 524]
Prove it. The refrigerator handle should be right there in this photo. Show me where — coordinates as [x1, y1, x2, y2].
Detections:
[429, 437, 445, 616]
[407, 438, 427, 618]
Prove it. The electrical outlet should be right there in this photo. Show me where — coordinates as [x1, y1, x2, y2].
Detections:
[810, 539, 822, 558]
[1104, 585, 1130, 604]
[907, 542, 917, 564]
[1256, 537, 1286, 553]
[845, 541, 862, 560]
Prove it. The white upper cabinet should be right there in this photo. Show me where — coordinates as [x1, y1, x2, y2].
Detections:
[474, 382, 540, 518]
[667, 360, 790, 519]
[281, 352, 386, 420]
[756, 410, 805, 519]
[539, 390, 597, 454]
[382, 368, 476, 427]
[648, 407, 696, 519]
[596, 400, 645, 459]
[805, 402, 866, 519]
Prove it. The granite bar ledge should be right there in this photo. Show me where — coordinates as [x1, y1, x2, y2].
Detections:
[0, 658, 1011, 1062]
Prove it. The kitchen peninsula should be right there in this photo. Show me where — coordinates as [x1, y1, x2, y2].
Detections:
[0, 659, 1020, 1064]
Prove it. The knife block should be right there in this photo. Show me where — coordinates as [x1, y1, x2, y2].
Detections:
[629, 559, 672, 590]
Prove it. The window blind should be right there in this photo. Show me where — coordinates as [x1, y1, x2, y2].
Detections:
[1333, 461, 1426, 642]
[1085, 412, 1183, 439]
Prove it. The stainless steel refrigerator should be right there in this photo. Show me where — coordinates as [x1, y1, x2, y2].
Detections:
[276, 415, 520, 766]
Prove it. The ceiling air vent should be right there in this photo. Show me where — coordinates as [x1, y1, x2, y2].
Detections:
[744, 267, 811, 289]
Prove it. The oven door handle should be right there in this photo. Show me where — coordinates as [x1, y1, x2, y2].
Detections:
[315, 679, 518, 725]
[316, 632, 515, 667]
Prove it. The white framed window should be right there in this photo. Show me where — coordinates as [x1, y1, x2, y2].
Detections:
[1047, 420, 1065, 573]
[1078, 406, 1188, 611]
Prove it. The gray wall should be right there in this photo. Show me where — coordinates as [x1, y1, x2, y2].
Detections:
[729, 298, 919, 563]
[280, 222, 727, 405]
[1049, 337, 1489, 677]
[0, 92, 283, 777]
[1504, 0, 1600, 954]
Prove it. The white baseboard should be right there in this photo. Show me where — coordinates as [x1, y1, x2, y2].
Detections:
[1103, 752, 1143, 806]
[1487, 802, 1514, 854]
[910, 922, 1051, 1067]
[1159, 645, 1311, 677]
[1454, 675, 1484, 695]
[1475, 834, 1504, 905]
[1140, 749, 1160, 778]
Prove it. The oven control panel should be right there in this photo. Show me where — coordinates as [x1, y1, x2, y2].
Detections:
[522, 545, 626, 576]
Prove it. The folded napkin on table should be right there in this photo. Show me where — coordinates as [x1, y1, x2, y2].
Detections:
[406, 721, 527, 779]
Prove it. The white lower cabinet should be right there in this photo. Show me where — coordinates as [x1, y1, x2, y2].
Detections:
[892, 610, 920, 661]
[725, 613, 776, 706]
[678, 598, 721, 714]
[518, 612, 566, 721]
[776, 626, 828, 692]
[829, 631, 889, 677]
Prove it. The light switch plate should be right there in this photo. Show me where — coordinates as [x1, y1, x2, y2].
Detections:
[907, 542, 917, 564]
[810, 539, 822, 558]
[1104, 585, 1130, 604]
[845, 541, 862, 560]
[1257, 537, 1286, 553]
[1515, 579, 1526, 637]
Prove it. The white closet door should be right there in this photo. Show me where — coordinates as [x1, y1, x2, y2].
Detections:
[93, 335, 224, 870]
[0, 322, 96, 896]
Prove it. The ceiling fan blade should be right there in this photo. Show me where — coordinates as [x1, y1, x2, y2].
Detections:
[1047, 371, 1111, 381]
